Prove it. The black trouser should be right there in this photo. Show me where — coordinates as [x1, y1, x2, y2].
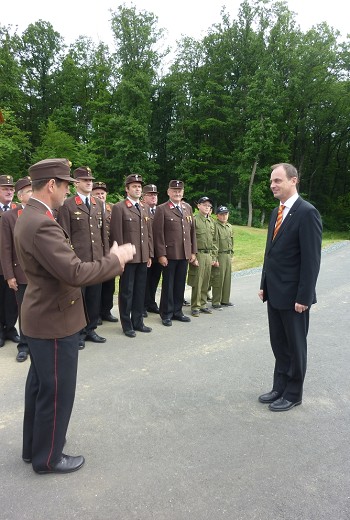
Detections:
[160, 259, 188, 320]
[118, 262, 147, 332]
[81, 283, 102, 337]
[144, 261, 162, 310]
[0, 274, 18, 338]
[15, 284, 29, 353]
[100, 278, 116, 317]
[23, 333, 79, 472]
[267, 302, 309, 402]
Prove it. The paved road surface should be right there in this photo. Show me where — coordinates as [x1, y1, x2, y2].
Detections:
[0, 242, 349, 520]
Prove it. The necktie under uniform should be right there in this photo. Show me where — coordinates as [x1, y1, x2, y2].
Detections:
[135, 202, 140, 213]
[273, 204, 285, 240]
[85, 197, 90, 210]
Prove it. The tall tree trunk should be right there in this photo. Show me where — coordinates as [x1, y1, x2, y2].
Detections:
[247, 157, 258, 227]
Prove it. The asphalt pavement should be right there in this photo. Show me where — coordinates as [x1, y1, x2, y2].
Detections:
[0, 241, 349, 520]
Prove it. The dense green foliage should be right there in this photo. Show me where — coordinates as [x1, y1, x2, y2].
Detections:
[1, 1, 349, 231]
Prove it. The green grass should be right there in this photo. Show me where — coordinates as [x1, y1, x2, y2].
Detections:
[232, 225, 349, 272]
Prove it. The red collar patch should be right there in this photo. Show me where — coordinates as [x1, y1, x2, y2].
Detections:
[168, 202, 175, 209]
[125, 200, 133, 208]
[75, 196, 83, 205]
[90, 196, 96, 205]
[46, 210, 55, 220]
[17, 209, 23, 217]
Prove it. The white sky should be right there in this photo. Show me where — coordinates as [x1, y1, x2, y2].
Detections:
[1, 0, 349, 49]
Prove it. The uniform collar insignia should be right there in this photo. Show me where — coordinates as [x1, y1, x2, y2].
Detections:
[168, 202, 175, 209]
[75, 196, 83, 205]
[91, 196, 96, 205]
[45, 210, 55, 220]
[17, 209, 23, 217]
[125, 199, 133, 208]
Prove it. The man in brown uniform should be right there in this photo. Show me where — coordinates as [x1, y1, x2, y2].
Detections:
[0, 174, 19, 348]
[0, 177, 32, 361]
[14, 158, 135, 474]
[153, 180, 197, 326]
[142, 184, 162, 315]
[57, 167, 108, 347]
[92, 181, 118, 323]
[110, 174, 153, 338]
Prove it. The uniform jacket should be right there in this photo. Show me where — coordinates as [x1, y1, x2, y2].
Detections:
[194, 213, 218, 262]
[214, 220, 234, 255]
[14, 198, 123, 339]
[57, 195, 107, 261]
[110, 199, 153, 263]
[260, 196, 322, 309]
[153, 200, 197, 260]
[0, 203, 18, 276]
[0, 206, 27, 284]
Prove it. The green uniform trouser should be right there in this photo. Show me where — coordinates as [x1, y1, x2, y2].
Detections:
[188, 252, 212, 310]
[211, 252, 232, 306]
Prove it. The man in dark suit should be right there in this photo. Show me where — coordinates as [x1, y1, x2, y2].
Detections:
[110, 174, 153, 338]
[0, 177, 32, 361]
[14, 158, 135, 474]
[153, 180, 197, 327]
[57, 167, 108, 348]
[258, 163, 322, 412]
[0, 174, 20, 348]
[142, 184, 162, 315]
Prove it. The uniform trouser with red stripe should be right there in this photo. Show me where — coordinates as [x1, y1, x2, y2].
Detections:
[22, 333, 79, 472]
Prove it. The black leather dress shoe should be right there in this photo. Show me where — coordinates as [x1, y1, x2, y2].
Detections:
[23, 457, 32, 463]
[173, 314, 191, 322]
[258, 390, 282, 404]
[85, 332, 106, 343]
[16, 351, 28, 362]
[35, 454, 85, 474]
[134, 325, 152, 333]
[6, 333, 20, 343]
[102, 313, 118, 322]
[162, 319, 172, 327]
[124, 329, 136, 338]
[269, 397, 302, 412]
[147, 305, 160, 314]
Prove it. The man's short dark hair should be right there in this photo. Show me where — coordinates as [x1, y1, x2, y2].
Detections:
[271, 163, 299, 181]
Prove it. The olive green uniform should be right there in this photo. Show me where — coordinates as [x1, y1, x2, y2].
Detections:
[188, 213, 217, 310]
[211, 220, 234, 306]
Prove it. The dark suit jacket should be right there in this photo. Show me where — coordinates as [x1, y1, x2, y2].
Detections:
[0, 206, 27, 284]
[57, 195, 107, 261]
[260, 197, 322, 309]
[14, 199, 123, 339]
[153, 201, 197, 260]
[109, 199, 153, 263]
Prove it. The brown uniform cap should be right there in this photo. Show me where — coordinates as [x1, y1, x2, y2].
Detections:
[168, 180, 184, 189]
[92, 181, 107, 192]
[143, 184, 158, 194]
[15, 176, 32, 193]
[29, 159, 75, 183]
[0, 175, 14, 187]
[125, 174, 144, 186]
[73, 166, 95, 180]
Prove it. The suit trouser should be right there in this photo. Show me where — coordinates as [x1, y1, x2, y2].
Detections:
[267, 302, 309, 402]
[0, 274, 18, 337]
[100, 278, 116, 317]
[15, 284, 29, 353]
[160, 259, 188, 320]
[118, 262, 147, 331]
[81, 283, 102, 335]
[189, 252, 212, 310]
[144, 261, 162, 310]
[23, 333, 79, 472]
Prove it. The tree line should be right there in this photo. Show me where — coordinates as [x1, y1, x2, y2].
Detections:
[1, 0, 349, 230]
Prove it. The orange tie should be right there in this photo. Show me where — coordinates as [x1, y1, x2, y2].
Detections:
[273, 205, 285, 240]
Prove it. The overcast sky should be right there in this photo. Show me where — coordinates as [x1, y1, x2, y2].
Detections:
[2, 0, 348, 49]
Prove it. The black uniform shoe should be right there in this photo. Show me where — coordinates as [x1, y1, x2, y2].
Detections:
[85, 332, 106, 343]
[172, 314, 191, 322]
[269, 397, 302, 412]
[221, 302, 234, 307]
[16, 351, 28, 362]
[147, 305, 160, 314]
[162, 319, 172, 327]
[78, 340, 85, 350]
[124, 330, 136, 338]
[35, 454, 85, 474]
[258, 390, 282, 404]
[134, 325, 152, 333]
[101, 313, 118, 322]
[6, 333, 20, 343]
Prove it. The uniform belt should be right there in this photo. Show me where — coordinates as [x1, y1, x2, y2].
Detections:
[197, 249, 211, 253]
[219, 250, 232, 253]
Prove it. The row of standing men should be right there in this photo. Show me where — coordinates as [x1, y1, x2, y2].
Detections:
[0, 168, 234, 356]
